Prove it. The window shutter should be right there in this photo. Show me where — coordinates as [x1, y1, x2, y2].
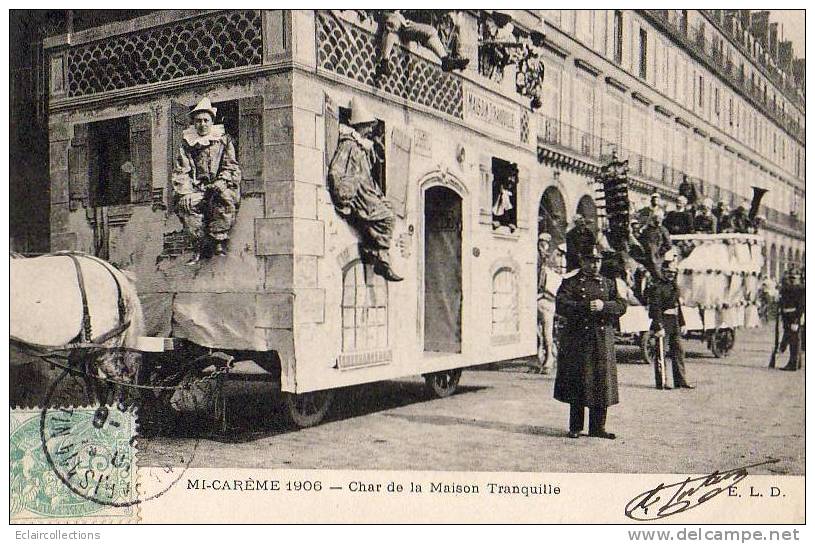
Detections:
[387, 127, 411, 219]
[68, 123, 90, 210]
[239, 95, 264, 194]
[324, 92, 340, 175]
[478, 155, 494, 225]
[129, 112, 153, 203]
[517, 165, 530, 229]
[167, 100, 189, 209]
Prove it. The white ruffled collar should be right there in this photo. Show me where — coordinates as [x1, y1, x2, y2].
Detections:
[339, 124, 373, 151]
[183, 124, 225, 147]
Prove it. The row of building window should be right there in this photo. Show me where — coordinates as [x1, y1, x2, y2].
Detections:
[542, 10, 803, 181]
[538, 63, 802, 218]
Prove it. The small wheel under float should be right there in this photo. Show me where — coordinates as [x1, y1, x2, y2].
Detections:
[709, 328, 736, 358]
[422, 368, 462, 398]
[283, 389, 335, 428]
[639, 331, 659, 367]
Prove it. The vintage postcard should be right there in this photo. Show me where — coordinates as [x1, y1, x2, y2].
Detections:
[8, 7, 805, 525]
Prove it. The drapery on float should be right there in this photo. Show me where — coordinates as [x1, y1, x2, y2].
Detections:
[620, 233, 765, 363]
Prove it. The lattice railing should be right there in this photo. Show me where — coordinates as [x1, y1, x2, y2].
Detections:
[66, 10, 263, 97]
[316, 11, 463, 119]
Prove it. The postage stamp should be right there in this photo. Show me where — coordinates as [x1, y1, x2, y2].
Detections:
[10, 406, 139, 523]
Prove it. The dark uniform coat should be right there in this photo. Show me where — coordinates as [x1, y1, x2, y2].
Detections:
[663, 210, 694, 235]
[729, 208, 750, 233]
[779, 282, 805, 365]
[554, 271, 627, 408]
[678, 178, 699, 206]
[693, 212, 718, 234]
[645, 278, 685, 328]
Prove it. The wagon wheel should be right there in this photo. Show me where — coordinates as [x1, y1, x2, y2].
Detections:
[423, 368, 462, 398]
[639, 331, 659, 366]
[710, 328, 736, 358]
[283, 390, 335, 428]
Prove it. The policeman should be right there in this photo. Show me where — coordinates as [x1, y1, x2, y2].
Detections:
[778, 267, 805, 371]
[645, 254, 694, 389]
[565, 214, 596, 272]
[554, 245, 627, 439]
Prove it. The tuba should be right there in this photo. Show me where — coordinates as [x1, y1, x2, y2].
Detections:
[749, 187, 769, 221]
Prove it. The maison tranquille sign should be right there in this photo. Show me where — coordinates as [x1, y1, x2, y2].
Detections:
[463, 84, 518, 139]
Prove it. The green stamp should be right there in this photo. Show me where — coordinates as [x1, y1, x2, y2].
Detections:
[10, 407, 138, 522]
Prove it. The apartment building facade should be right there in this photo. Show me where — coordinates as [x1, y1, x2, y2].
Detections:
[535, 9, 805, 279]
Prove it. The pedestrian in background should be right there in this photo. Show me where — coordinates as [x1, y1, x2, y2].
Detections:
[554, 245, 627, 439]
[778, 267, 805, 371]
[534, 233, 560, 374]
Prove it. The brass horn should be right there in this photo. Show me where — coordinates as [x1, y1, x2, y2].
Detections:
[749, 187, 769, 221]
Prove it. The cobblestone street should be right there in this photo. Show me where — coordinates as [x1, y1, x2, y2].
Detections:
[141, 323, 804, 475]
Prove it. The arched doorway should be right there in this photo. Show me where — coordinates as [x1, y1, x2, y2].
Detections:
[424, 185, 463, 353]
[539, 185, 568, 247]
[576, 194, 598, 231]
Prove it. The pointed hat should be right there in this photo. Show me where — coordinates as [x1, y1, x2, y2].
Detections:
[349, 97, 376, 126]
[189, 97, 217, 119]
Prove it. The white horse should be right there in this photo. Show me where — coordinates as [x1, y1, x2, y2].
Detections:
[11, 252, 145, 404]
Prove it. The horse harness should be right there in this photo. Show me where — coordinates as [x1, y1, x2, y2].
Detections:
[10, 252, 131, 352]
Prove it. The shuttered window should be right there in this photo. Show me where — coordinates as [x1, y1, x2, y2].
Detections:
[69, 112, 153, 209]
[341, 260, 388, 353]
[491, 267, 519, 336]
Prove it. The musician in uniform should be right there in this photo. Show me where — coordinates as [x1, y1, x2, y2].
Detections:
[678, 175, 699, 207]
[639, 209, 672, 280]
[729, 200, 751, 234]
[693, 198, 718, 234]
[645, 255, 694, 389]
[554, 245, 627, 439]
[778, 267, 805, 371]
[663, 195, 694, 235]
[172, 97, 242, 264]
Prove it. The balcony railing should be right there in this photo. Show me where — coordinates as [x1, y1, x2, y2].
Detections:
[643, 10, 805, 143]
[537, 113, 804, 236]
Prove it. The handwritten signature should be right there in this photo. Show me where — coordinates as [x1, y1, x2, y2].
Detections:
[625, 459, 779, 521]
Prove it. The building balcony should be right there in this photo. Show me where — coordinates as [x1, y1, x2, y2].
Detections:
[642, 10, 805, 143]
[537, 113, 803, 238]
